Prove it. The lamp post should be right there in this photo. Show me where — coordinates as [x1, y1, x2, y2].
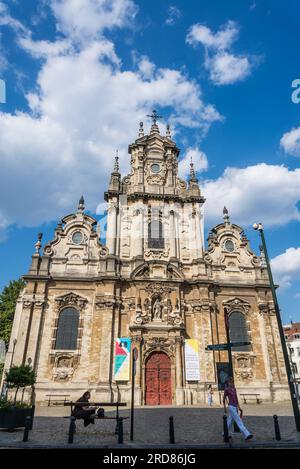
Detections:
[253, 222, 300, 431]
[10, 339, 17, 368]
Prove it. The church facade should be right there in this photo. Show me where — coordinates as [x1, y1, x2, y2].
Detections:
[3, 117, 289, 405]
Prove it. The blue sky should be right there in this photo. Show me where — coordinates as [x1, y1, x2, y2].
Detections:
[0, 0, 300, 323]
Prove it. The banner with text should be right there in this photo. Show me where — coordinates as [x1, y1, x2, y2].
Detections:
[185, 339, 200, 381]
[114, 338, 131, 381]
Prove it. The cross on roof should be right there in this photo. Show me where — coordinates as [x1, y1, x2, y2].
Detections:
[147, 109, 162, 125]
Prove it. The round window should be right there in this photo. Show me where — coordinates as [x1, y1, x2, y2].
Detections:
[72, 231, 83, 245]
[151, 163, 160, 173]
[224, 239, 235, 252]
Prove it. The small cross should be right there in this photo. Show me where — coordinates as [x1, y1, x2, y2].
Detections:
[147, 109, 162, 125]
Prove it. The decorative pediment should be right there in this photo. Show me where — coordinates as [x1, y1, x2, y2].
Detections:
[55, 292, 88, 310]
[222, 297, 251, 315]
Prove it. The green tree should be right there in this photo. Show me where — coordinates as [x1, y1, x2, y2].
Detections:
[5, 365, 36, 404]
[0, 279, 26, 347]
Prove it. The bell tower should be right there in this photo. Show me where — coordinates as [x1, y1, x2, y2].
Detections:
[104, 111, 206, 279]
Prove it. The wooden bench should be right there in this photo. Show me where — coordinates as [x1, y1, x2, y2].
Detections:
[240, 393, 261, 404]
[46, 394, 71, 406]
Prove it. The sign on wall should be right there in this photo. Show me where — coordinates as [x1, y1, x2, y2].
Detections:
[114, 338, 131, 381]
[185, 339, 200, 381]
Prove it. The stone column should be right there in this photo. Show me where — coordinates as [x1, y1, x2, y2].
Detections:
[175, 337, 184, 404]
[136, 209, 144, 257]
[106, 202, 117, 255]
[195, 208, 203, 258]
[174, 211, 180, 259]
[169, 210, 177, 258]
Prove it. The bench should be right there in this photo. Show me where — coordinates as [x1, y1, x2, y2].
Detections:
[240, 393, 261, 404]
[46, 394, 71, 406]
[64, 401, 127, 434]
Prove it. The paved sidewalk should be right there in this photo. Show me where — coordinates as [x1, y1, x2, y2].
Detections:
[0, 402, 299, 448]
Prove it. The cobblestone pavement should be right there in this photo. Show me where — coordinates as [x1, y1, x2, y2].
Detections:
[0, 402, 300, 448]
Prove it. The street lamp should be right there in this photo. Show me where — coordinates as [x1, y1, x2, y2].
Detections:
[253, 222, 300, 431]
[10, 339, 17, 368]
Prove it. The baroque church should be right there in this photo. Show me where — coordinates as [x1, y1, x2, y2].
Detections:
[4, 114, 289, 405]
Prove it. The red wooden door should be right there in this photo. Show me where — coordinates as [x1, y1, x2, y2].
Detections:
[145, 352, 172, 405]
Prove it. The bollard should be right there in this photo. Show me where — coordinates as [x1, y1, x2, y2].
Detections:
[273, 414, 281, 441]
[223, 414, 229, 443]
[30, 405, 35, 430]
[169, 416, 175, 444]
[68, 416, 76, 444]
[22, 416, 31, 442]
[118, 417, 124, 444]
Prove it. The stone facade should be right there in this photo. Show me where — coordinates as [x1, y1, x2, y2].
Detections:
[3, 118, 289, 405]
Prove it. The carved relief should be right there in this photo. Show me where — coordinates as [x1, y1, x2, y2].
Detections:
[233, 354, 255, 381]
[143, 337, 175, 360]
[52, 353, 79, 381]
[223, 297, 251, 315]
[55, 292, 88, 312]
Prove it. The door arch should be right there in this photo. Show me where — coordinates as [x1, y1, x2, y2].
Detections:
[145, 352, 172, 405]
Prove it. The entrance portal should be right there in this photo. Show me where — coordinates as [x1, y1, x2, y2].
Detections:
[145, 352, 172, 405]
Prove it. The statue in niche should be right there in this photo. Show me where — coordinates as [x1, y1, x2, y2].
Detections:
[144, 298, 151, 317]
[152, 297, 163, 320]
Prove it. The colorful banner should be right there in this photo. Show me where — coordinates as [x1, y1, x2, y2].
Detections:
[185, 339, 200, 381]
[114, 338, 131, 381]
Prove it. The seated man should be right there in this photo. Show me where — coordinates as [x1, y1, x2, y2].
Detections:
[72, 391, 104, 427]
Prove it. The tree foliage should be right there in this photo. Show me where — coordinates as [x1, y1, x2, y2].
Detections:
[5, 365, 36, 404]
[0, 278, 26, 346]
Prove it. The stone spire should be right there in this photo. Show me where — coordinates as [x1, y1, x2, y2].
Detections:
[259, 245, 267, 268]
[147, 109, 162, 135]
[108, 150, 121, 191]
[78, 195, 85, 213]
[223, 206, 230, 224]
[166, 123, 171, 138]
[189, 157, 198, 183]
[34, 232, 43, 254]
[113, 150, 119, 172]
[138, 122, 144, 138]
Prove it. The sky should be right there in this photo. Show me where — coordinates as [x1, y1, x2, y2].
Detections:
[0, 0, 300, 323]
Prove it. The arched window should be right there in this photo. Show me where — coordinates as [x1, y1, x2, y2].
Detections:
[55, 307, 79, 350]
[228, 311, 250, 351]
[148, 219, 164, 249]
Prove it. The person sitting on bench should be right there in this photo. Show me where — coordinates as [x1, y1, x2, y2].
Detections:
[72, 391, 104, 427]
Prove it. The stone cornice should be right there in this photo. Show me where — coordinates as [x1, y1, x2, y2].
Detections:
[104, 190, 205, 204]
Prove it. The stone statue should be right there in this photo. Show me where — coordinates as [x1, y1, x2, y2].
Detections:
[153, 298, 163, 320]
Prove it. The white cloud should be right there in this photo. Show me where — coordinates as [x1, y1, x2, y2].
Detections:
[271, 247, 300, 289]
[186, 20, 254, 86]
[51, 0, 138, 42]
[187, 20, 238, 50]
[206, 52, 251, 86]
[165, 5, 182, 26]
[202, 164, 300, 228]
[178, 147, 208, 179]
[280, 127, 300, 158]
[0, 0, 221, 237]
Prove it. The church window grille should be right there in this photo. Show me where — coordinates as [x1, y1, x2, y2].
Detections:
[148, 209, 164, 249]
[55, 307, 79, 350]
[228, 311, 251, 351]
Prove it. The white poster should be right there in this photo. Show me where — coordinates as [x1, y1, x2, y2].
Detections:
[185, 339, 200, 381]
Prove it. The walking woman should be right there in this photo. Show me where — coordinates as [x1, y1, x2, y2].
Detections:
[223, 377, 253, 440]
